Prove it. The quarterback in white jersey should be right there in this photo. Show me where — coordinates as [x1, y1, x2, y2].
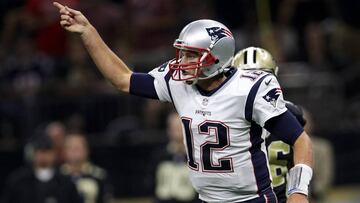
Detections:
[149, 64, 285, 202]
[54, 3, 313, 203]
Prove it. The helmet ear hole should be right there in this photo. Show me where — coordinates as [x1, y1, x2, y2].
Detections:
[215, 59, 219, 64]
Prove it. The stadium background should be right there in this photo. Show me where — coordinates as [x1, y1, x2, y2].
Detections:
[0, 0, 359, 202]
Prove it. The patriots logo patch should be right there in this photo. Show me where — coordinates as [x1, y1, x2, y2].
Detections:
[263, 88, 282, 107]
[206, 27, 233, 43]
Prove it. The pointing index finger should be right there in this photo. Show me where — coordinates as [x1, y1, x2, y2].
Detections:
[53, 2, 64, 10]
[53, 2, 69, 14]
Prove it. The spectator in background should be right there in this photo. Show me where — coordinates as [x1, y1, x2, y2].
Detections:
[1, 133, 82, 203]
[24, 121, 67, 165]
[46, 121, 67, 164]
[61, 133, 112, 203]
[153, 112, 200, 203]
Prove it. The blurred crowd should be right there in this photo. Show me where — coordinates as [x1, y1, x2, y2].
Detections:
[0, 0, 359, 201]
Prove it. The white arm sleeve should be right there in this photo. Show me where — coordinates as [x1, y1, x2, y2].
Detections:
[252, 75, 287, 127]
[148, 62, 173, 103]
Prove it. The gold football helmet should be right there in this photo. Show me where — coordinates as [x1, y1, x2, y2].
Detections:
[232, 47, 279, 76]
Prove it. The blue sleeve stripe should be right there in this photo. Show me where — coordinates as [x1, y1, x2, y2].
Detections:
[264, 110, 304, 145]
[249, 122, 272, 193]
[245, 74, 271, 122]
[129, 73, 159, 99]
[164, 71, 174, 103]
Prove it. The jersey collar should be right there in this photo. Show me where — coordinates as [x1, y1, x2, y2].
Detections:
[195, 67, 238, 97]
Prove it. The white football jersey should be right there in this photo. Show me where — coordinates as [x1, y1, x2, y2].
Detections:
[149, 62, 287, 202]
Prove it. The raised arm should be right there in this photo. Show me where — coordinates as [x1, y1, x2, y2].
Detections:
[53, 2, 132, 93]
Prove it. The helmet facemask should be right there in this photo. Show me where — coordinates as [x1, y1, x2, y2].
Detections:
[169, 42, 217, 83]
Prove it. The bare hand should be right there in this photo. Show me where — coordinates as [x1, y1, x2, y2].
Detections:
[287, 193, 309, 203]
[53, 2, 90, 34]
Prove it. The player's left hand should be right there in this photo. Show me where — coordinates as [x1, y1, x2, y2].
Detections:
[287, 193, 308, 203]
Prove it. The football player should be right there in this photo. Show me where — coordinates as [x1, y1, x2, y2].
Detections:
[54, 3, 313, 203]
[232, 47, 308, 203]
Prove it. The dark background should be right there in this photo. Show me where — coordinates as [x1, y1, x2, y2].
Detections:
[0, 0, 359, 198]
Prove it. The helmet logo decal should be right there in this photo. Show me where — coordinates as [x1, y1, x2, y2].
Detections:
[262, 88, 282, 107]
[206, 27, 233, 43]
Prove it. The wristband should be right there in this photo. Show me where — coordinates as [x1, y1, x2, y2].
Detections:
[287, 164, 313, 196]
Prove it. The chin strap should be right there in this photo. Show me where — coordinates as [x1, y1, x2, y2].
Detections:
[287, 164, 313, 196]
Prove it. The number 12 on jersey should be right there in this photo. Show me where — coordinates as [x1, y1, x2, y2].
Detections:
[181, 117, 234, 172]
